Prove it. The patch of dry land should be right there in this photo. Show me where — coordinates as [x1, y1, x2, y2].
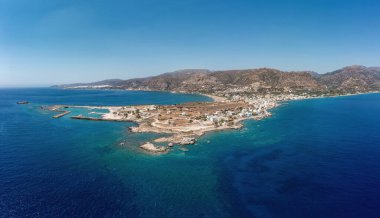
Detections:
[48, 94, 303, 153]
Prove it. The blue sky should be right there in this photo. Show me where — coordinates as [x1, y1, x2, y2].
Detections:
[1, 0, 379, 86]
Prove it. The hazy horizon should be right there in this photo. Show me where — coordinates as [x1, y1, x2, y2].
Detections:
[1, 0, 379, 86]
[1, 64, 379, 88]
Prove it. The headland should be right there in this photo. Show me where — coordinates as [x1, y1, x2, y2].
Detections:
[45, 93, 308, 153]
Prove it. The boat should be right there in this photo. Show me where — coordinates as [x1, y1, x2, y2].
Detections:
[17, 101, 29, 104]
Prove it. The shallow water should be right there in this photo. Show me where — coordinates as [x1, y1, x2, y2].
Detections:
[1, 88, 379, 217]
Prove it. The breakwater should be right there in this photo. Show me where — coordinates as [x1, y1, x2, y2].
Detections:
[52, 110, 71, 118]
[70, 116, 127, 122]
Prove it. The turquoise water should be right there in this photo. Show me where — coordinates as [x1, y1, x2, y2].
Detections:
[62, 107, 110, 119]
[1, 88, 380, 217]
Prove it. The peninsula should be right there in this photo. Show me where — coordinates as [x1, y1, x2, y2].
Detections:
[51, 65, 380, 153]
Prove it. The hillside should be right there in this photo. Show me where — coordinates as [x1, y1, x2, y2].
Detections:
[318, 65, 380, 92]
[56, 66, 380, 97]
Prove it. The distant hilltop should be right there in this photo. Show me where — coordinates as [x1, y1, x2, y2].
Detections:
[55, 65, 380, 97]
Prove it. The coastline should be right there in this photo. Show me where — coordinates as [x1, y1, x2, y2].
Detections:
[43, 99, 259, 153]
[304, 91, 380, 100]
[44, 88, 380, 154]
[202, 94, 227, 102]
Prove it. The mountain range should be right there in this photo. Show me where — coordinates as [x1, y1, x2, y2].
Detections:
[55, 65, 380, 96]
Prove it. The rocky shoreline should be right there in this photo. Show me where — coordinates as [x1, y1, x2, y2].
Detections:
[44, 90, 380, 154]
[44, 93, 282, 153]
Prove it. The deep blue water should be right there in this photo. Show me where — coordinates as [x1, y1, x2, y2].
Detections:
[1, 88, 380, 217]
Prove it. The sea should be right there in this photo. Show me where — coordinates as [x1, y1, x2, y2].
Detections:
[0, 88, 379, 218]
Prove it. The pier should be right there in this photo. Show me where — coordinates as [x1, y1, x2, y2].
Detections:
[70, 116, 126, 122]
[52, 111, 71, 118]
